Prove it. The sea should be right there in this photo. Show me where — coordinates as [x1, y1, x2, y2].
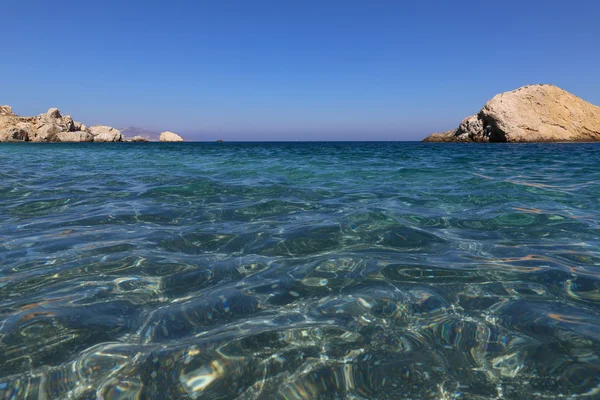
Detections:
[1, 142, 599, 399]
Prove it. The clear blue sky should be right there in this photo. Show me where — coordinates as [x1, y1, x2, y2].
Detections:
[3, 0, 599, 141]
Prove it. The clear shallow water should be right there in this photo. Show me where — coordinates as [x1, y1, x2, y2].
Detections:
[1, 142, 600, 399]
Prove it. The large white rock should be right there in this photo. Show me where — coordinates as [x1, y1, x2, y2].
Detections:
[159, 131, 184, 142]
[46, 108, 62, 119]
[54, 131, 93, 142]
[130, 135, 149, 142]
[94, 132, 121, 142]
[423, 84, 600, 142]
[89, 125, 123, 142]
[35, 124, 65, 141]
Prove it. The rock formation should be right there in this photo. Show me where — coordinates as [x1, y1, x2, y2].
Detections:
[0, 105, 13, 115]
[0, 127, 30, 142]
[0, 106, 122, 143]
[129, 135, 150, 142]
[159, 131, 184, 142]
[0, 106, 30, 142]
[55, 131, 94, 142]
[423, 84, 600, 142]
[88, 125, 122, 142]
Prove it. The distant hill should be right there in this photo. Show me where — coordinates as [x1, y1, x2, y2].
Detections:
[120, 127, 161, 141]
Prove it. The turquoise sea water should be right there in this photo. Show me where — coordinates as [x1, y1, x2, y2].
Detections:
[1, 142, 600, 399]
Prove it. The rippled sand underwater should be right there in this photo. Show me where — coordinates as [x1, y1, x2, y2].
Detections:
[1, 142, 600, 399]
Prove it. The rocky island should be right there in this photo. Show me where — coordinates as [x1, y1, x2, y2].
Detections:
[0, 106, 184, 142]
[423, 84, 600, 142]
[159, 131, 184, 142]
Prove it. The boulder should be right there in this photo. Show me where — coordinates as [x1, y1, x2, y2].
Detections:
[0, 105, 13, 115]
[130, 135, 149, 142]
[423, 84, 600, 142]
[35, 124, 65, 141]
[73, 121, 87, 132]
[421, 130, 457, 142]
[89, 125, 122, 142]
[46, 108, 62, 119]
[0, 127, 30, 142]
[456, 115, 485, 141]
[54, 131, 93, 142]
[159, 131, 184, 142]
[94, 132, 122, 142]
[61, 115, 75, 132]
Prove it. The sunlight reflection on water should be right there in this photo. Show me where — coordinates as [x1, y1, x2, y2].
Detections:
[0, 142, 599, 398]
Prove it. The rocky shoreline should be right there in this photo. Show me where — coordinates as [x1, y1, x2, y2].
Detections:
[6, 86, 600, 144]
[423, 84, 600, 143]
[0, 106, 184, 142]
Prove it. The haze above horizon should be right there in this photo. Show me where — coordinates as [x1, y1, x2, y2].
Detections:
[3, 0, 599, 141]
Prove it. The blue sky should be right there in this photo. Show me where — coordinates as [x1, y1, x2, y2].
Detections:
[2, 0, 599, 141]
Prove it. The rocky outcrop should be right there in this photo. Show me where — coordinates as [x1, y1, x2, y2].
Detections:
[46, 108, 62, 119]
[0, 105, 13, 115]
[0, 106, 124, 143]
[422, 130, 457, 142]
[89, 125, 122, 142]
[159, 131, 184, 142]
[35, 124, 61, 142]
[31, 108, 80, 142]
[129, 135, 149, 142]
[0, 127, 30, 142]
[0, 106, 31, 141]
[423, 84, 600, 142]
[54, 131, 93, 142]
[0, 105, 183, 143]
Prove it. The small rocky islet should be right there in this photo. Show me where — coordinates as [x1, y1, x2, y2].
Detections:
[423, 84, 600, 142]
[0, 106, 184, 142]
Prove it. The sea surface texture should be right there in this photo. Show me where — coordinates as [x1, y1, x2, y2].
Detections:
[1, 142, 599, 399]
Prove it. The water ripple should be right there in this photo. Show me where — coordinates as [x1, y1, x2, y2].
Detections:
[1, 142, 600, 399]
